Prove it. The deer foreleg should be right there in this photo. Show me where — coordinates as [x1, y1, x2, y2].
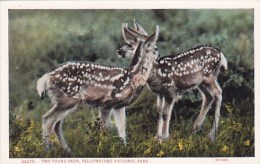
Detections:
[156, 95, 165, 140]
[99, 108, 112, 129]
[113, 107, 126, 143]
[162, 98, 174, 139]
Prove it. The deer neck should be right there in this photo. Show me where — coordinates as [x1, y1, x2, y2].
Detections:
[129, 54, 154, 86]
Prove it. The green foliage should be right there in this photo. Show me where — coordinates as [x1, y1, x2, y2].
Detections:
[9, 114, 44, 157]
[9, 103, 254, 157]
[9, 9, 254, 157]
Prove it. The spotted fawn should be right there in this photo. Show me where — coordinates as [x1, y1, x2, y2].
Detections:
[117, 20, 227, 141]
[37, 25, 160, 154]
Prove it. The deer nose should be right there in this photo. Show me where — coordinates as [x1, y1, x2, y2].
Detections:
[117, 49, 125, 58]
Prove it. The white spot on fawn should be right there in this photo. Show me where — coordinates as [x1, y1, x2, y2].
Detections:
[206, 50, 211, 55]
[162, 73, 166, 77]
[115, 93, 122, 98]
[160, 60, 164, 64]
[110, 74, 124, 82]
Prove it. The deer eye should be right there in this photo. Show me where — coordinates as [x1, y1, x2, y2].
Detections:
[127, 44, 133, 48]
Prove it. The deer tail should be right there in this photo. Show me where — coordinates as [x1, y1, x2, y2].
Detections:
[37, 73, 50, 99]
[220, 52, 228, 73]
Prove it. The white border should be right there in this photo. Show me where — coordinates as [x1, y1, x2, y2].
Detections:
[1, 1, 260, 164]
[0, 0, 259, 9]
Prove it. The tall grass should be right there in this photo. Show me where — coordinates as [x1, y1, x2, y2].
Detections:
[10, 100, 254, 157]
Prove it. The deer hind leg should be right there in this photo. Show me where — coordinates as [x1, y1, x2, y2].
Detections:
[156, 95, 164, 140]
[99, 108, 112, 130]
[53, 104, 79, 154]
[162, 97, 174, 140]
[209, 80, 222, 141]
[43, 103, 78, 153]
[54, 120, 72, 154]
[113, 107, 126, 143]
[192, 84, 214, 134]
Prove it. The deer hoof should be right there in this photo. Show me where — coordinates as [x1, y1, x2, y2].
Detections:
[44, 142, 53, 152]
[192, 127, 203, 135]
[120, 137, 127, 145]
[155, 135, 165, 143]
[162, 135, 169, 141]
[208, 131, 216, 142]
[64, 148, 73, 156]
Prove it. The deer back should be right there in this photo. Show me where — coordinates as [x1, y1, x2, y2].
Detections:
[148, 46, 224, 93]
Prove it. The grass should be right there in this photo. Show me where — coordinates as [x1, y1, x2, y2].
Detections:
[9, 89, 254, 157]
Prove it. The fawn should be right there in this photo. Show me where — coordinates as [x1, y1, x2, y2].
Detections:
[37, 25, 160, 154]
[117, 20, 227, 142]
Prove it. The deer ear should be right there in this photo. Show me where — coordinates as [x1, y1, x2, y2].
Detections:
[122, 23, 136, 44]
[145, 25, 159, 46]
[133, 19, 148, 36]
[127, 26, 147, 40]
[130, 41, 144, 67]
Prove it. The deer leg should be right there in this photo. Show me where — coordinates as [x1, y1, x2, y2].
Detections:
[113, 107, 126, 143]
[156, 95, 165, 140]
[54, 119, 72, 154]
[209, 81, 222, 141]
[162, 97, 174, 139]
[192, 84, 214, 134]
[99, 108, 112, 130]
[43, 103, 78, 153]
[43, 104, 57, 120]
[52, 104, 78, 154]
[42, 104, 59, 152]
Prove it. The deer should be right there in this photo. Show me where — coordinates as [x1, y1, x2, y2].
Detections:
[117, 20, 228, 142]
[36, 25, 160, 154]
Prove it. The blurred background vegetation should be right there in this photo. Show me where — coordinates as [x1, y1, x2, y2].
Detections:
[9, 9, 254, 157]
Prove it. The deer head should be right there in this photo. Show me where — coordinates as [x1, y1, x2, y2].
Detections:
[117, 21, 159, 59]
[128, 25, 160, 86]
